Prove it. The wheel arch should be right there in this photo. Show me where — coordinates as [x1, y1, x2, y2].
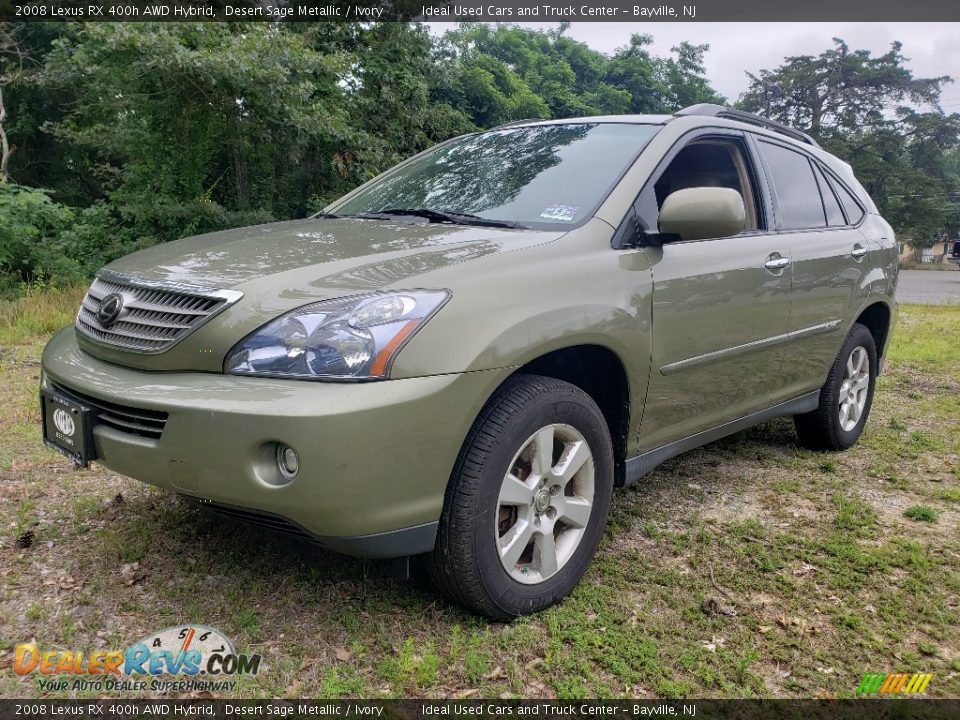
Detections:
[854, 300, 893, 359]
[511, 344, 632, 486]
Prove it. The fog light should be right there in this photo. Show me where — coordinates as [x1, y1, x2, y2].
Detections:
[276, 445, 299, 479]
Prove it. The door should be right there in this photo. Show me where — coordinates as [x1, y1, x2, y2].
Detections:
[634, 130, 793, 451]
[753, 139, 870, 399]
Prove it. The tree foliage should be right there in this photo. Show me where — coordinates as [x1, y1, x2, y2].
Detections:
[1, 21, 726, 285]
[0, 25, 956, 287]
[438, 24, 722, 124]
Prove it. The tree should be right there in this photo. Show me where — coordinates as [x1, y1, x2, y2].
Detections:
[0, 23, 34, 183]
[323, 22, 472, 173]
[660, 42, 725, 110]
[603, 34, 666, 113]
[438, 25, 724, 127]
[0, 23, 87, 202]
[0, 21, 733, 285]
[38, 23, 359, 239]
[439, 24, 587, 125]
[605, 35, 724, 113]
[738, 38, 960, 246]
[739, 39, 947, 134]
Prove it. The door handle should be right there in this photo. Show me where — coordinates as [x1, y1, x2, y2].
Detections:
[851, 244, 867, 259]
[764, 256, 791, 271]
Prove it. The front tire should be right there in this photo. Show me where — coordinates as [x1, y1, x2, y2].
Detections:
[794, 323, 877, 451]
[428, 374, 614, 620]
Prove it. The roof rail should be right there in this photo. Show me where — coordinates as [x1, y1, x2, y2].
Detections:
[487, 118, 545, 131]
[675, 104, 820, 148]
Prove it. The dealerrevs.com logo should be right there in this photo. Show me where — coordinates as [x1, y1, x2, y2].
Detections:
[14, 625, 261, 693]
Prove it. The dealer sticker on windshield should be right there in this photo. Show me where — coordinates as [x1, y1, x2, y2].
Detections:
[540, 204, 580, 222]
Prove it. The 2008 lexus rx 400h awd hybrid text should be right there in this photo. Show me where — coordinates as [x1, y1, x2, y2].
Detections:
[41, 105, 897, 619]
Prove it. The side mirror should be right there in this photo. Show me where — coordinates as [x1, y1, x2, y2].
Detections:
[658, 187, 746, 242]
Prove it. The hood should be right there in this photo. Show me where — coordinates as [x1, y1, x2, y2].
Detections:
[79, 217, 564, 372]
[106, 217, 561, 297]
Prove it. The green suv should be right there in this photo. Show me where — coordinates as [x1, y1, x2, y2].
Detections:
[40, 104, 898, 619]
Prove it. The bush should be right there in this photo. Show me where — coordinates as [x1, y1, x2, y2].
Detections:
[0, 182, 281, 294]
[0, 184, 136, 285]
[109, 195, 274, 248]
[0, 184, 78, 283]
[56, 202, 134, 273]
[0, 185, 224, 289]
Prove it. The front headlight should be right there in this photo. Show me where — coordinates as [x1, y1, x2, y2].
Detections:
[224, 290, 450, 380]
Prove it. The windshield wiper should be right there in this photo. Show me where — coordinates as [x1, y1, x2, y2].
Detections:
[373, 208, 528, 230]
[313, 210, 414, 223]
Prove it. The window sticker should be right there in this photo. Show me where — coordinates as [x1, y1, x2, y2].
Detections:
[540, 204, 580, 222]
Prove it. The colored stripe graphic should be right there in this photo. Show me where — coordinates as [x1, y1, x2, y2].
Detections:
[910, 674, 933, 693]
[857, 672, 932, 694]
[884, 674, 905, 693]
[856, 673, 885, 693]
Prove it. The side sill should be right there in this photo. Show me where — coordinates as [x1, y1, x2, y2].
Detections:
[623, 391, 820, 486]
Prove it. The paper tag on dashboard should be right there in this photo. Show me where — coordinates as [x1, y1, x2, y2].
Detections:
[540, 204, 580, 222]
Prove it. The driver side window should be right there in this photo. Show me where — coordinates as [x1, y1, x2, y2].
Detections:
[654, 138, 764, 231]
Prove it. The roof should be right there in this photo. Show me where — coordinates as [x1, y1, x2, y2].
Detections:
[491, 114, 671, 129]
[494, 104, 819, 149]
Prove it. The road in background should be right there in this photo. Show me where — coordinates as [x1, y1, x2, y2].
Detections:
[896, 269, 960, 304]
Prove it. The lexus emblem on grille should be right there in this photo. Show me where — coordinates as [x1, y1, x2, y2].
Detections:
[96, 293, 125, 327]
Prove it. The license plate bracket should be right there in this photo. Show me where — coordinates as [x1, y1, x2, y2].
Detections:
[41, 388, 96, 468]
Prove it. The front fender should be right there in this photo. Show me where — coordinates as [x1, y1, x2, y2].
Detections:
[390, 224, 654, 447]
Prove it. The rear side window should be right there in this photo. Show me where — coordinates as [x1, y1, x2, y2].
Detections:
[827, 174, 866, 225]
[757, 141, 826, 230]
[813, 164, 846, 226]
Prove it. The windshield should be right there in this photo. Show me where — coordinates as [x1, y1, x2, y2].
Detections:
[331, 123, 661, 230]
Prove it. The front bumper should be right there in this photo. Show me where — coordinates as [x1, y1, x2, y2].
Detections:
[41, 328, 506, 557]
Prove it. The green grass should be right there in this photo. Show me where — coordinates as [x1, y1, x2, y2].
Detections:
[886, 304, 960, 368]
[1, 298, 958, 699]
[0, 284, 86, 347]
[904, 505, 940, 523]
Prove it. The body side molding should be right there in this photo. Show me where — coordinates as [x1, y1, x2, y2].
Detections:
[660, 321, 841, 376]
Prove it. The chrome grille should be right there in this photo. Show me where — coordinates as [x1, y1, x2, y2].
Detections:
[50, 381, 168, 440]
[76, 273, 241, 353]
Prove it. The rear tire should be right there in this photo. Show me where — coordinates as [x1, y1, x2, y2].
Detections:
[794, 323, 877, 451]
[428, 374, 613, 620]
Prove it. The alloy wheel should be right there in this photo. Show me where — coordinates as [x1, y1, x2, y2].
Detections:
[839, 345, 870, 432]
[495, 423, 595, 584]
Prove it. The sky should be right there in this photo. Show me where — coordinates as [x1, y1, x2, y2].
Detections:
[427, 22, 960, 110]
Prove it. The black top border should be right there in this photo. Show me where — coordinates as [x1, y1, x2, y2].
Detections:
[4, 0, 960, 22]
